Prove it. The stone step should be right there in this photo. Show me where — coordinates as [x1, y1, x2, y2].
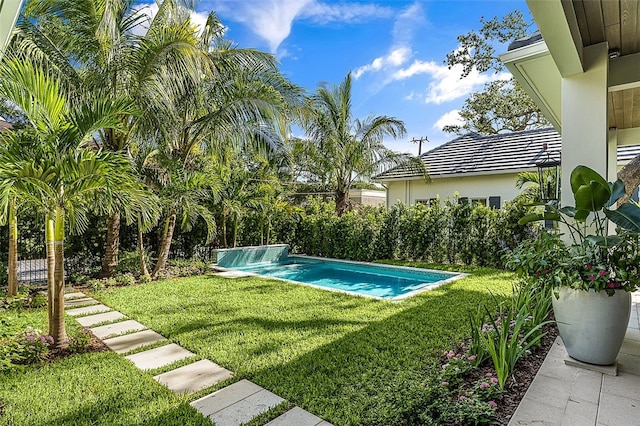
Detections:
[75, 311, 127, 327]
[125, 343, 194, 371]
[64, 297, 99, 308]
[64, 292, 86, 299]
[90, 320, 146, 339]
[266, 407, 332, 426]
[103, 329, 166, 354]
[153, 359, 233, 394]
[191, 379, 285, 426]
[66, 304, 112, 317]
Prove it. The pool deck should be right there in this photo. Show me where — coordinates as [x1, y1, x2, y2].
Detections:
[508, 291, 640, 425]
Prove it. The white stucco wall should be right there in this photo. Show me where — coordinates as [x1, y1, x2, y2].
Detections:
[385, 172, 524, 208]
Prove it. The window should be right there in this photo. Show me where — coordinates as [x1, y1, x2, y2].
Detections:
[415, 199, 429, 206]
[470, 198, 487, 207]
[489, 196, 501, 209]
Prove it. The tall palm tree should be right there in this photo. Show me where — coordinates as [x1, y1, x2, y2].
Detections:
[0, 58, 153, 347]
[17, 0, 210, 277]
[302, 72, 426, 216]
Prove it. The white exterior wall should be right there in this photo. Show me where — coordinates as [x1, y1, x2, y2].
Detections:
[385, 172, 524, 207]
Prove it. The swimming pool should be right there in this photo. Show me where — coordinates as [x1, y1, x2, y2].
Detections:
[227, 255, 465, 300]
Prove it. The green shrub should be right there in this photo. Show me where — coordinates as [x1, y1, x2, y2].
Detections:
[1, 326, 53, 371]
[86, 279, 105, 291]
[115, 273, 136, 287]
[68, 327, 93, 354]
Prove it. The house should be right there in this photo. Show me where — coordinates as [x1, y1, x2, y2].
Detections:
[500, 0, 640, 203]
[0, 1, 23, 57]
[376, 127, 640, 209]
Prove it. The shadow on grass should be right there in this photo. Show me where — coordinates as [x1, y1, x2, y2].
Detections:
[247, 284, 512, 426]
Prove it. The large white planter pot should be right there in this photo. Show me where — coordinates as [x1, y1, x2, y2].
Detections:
[552, 287, 631, 365]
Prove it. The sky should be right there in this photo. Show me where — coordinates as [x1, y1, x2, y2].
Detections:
[143, 0, 532, 154]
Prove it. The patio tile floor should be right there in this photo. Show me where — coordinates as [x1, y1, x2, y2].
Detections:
[509, 291, 640, 425]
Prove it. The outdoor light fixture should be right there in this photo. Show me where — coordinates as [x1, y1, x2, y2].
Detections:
[608, 48, 620, 59]
[536, 143, 561, 203]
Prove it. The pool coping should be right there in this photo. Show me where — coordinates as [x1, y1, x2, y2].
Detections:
[213, 255, 469, 301]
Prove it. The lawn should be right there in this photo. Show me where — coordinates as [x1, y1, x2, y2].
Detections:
[0, 309, 209, 426]
[93, 263, 515, 425]
[0, 264, 515, 425]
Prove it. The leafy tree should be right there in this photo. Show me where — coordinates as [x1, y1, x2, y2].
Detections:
[443, 79, 549, 134]
[302, 72, 424, 216]
[443, 11, 550, 134]
[0, 58, 153, 347]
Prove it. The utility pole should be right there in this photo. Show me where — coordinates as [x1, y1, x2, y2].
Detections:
[410, 136, 429, 155]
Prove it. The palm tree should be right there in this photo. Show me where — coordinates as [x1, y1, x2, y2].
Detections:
[17, 0, 210, 277]
[302, 72, 426, 216]
[515, 170, 560, 203]
[0, 58, 152, 347]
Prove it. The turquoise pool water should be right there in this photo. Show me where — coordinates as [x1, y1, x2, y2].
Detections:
[230, 256, 462, 300]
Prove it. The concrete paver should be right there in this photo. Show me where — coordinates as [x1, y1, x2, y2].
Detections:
[266, 407, 328, 426]
[66, 304, 112, 317]
[596, 392, 640, 426]
[153, 359, 233, 394]
[125, 343, 194, 371]
[90, 319, 146, 339]
[191, 379, 264, 417]
[64, 297, 99, 308]
[64, 292, 86, 299]
[75, 311, 126, 327]
[103, 329, 166, 354]
[208, 388, 284, 426]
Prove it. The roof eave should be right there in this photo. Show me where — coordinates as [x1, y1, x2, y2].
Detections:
[0, 1, 24, 58]
[500, 41, 563, 132]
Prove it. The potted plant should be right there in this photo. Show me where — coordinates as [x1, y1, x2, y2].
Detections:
[513, 165, 640, 365]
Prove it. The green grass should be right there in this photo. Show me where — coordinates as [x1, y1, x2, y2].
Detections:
[90, 263, 515, 425]
[0, 310, 209, 426]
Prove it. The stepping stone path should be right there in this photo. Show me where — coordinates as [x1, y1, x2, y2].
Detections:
[64, 290, 332, 426]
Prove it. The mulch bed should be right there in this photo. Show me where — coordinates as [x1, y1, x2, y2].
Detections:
[467, 322, 559, 425]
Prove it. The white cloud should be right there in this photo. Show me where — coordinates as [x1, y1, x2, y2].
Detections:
[352, 2, 424, 80]
[394, 60, 510, 104]
[301, 2, 394, 25]
[133, 3, 212, 36]
[353, 47, 411, 79]
[434, 110, 464, 130]
[205, 0, 392, 53]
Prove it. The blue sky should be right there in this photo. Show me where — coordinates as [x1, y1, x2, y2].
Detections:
[148, 1, 532, 154]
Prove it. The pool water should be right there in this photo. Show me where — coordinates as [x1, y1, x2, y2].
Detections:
[231, 256, 462, 300]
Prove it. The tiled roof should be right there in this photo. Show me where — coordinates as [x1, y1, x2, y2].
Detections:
[377, 127, 640, 181]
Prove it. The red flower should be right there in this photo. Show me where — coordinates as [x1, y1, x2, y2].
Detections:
[599, 270, 607, 277]
[606, 282, 621, 289]
[589, 275, 597, 281]
[586, 264, 593, 270]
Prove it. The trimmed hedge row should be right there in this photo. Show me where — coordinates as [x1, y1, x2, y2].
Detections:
[239, 197, 534, 268]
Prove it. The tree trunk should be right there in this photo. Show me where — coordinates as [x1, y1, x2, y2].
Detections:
[151, 211, 176, 279]
[45, 212, 55, 334]
[335, 189, 349, 217]
[51, 207, 68, 349]
[232, 215, 238, 248]
[7, 199, 18, 297]
[100, 210, 120, 278]
[222, 214, 227, 248]
[617, 154, 640, 204]
[137, 215, 150, 279]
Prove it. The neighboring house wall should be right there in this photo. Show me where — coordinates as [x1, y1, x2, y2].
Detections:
[349, 189, 386, 207]
[386, 172, 522, 208]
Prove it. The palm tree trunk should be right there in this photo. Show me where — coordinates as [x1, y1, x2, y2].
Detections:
[335, 189, 349, 217]
[51, 207, 68, 349]
[233, 215, 238, 248]
[45, 212, 55, 334]
[7, 199, 18, 297]
[137, 215, 150, 279]
[100, 210, 120, 278]
[151, 211, 176, 278]
[222, 214, 227, 247]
